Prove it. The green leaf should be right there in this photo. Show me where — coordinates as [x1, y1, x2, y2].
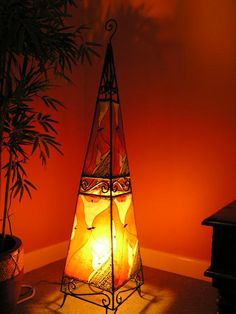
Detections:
[44, 122, 58, 134]
[47, 141, 63, 155]
[24, 179, 37, 190]
[42, 139, 50, 158]
[24, 183, 32, 199]
[17, 162, 27, 177]
[40, 151, 46, 166]
[12, 181, 22, 199]
[19, 185, 24, 201]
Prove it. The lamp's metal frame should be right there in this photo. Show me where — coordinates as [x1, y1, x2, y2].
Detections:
[61, 267, 143, 313]
[60, 19, 144, 313]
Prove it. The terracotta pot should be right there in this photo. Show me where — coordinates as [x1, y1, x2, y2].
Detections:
[0, 234, 24, 313]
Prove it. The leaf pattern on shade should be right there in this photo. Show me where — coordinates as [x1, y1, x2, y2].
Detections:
[98, 101, 109, 127]
[92, 150, 110, 177]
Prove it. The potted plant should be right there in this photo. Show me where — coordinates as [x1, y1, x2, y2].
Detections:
[0, 0, 99, 312]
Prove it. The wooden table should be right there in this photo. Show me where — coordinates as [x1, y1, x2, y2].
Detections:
[202, 200, 236, 313]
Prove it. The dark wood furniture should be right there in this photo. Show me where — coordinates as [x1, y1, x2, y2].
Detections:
[202, 200, 236, 313]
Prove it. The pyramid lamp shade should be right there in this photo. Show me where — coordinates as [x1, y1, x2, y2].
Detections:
[60, 19, 144, 313]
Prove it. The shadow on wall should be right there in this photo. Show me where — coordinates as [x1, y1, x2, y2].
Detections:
[77, 0, 236, 95]
[77, 0, 180, 79]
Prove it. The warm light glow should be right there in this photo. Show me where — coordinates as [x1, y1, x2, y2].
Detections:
[91, 236, 111, 270]
[64, 193, 140, 291]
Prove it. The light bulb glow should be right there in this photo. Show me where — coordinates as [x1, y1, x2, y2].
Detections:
[92, 236, 110, 270]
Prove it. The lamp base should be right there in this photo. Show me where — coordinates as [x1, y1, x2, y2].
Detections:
[60, 272, 143, 313]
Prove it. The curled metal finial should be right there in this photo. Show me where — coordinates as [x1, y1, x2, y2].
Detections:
[105, 19, 118, 42]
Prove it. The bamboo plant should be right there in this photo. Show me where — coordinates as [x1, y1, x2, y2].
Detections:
[0, 0, 99, 252]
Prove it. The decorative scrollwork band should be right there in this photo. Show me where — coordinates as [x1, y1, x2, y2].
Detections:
[80, 176, 131, 196]
[112, 177, 130, 192]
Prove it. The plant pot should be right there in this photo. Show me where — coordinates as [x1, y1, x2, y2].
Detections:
[0, 234, 24, 313]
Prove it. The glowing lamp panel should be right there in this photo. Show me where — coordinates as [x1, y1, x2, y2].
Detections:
[64, 193, 140, 292]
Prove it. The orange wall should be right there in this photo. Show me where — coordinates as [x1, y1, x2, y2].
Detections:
[11, 0, 236, 262]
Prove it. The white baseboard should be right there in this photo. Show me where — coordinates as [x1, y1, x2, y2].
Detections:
[24, 242, 210, 282]
[24, 240, 69, 273]
[140, 247, 210, 282]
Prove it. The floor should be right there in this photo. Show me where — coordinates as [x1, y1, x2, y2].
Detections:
[16, 259, 217, 314]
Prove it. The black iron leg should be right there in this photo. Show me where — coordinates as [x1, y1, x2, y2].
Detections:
[137, 286, 143, 298]
[60, 293, 67, 308]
